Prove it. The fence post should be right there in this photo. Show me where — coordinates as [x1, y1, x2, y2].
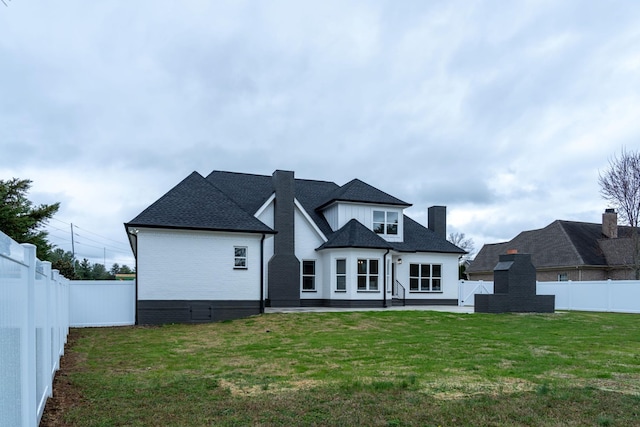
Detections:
[21, 244, 37, 427]
[41, 261, 53, 399]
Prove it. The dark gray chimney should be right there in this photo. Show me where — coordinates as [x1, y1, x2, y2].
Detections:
[267, 170, 300, 307]
[428, 206, 447, 239]
[602, 208, 618, 238]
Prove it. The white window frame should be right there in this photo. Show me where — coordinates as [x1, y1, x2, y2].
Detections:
[234, 246, 248, 269]
[336, 258, 347, 292]
[302, 260, 316, 292]
[357, 259, 379, 292]
[373, 210, 399, 235]
[557, 272, 568, 282]
[409, 263, 442, 292]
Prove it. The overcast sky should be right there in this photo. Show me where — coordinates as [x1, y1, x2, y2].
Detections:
[2, 1, 639, 268]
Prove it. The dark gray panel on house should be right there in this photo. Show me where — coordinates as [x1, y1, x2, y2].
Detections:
[268, 170, 301, 307]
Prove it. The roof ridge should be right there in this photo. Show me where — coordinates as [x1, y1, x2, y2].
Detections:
[555, 221, 586, 265]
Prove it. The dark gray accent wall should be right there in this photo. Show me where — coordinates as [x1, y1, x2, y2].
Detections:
[428, 206, 447, 239]
[137, 300, 261, 324]
[268, 170, 301, 307]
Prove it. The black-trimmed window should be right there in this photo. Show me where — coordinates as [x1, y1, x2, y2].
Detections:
[409, 263, 441, 292]
[357, 259, 379, 291]
[302, 260, 316, 291]
[234, 246, 248, 269]
[373, 210, 399, 235]
[336, 259, 346, 291]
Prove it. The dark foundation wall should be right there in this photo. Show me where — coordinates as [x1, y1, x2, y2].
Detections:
[137, 300, 261, 325]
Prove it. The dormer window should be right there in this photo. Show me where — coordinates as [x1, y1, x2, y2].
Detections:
[373, 210, 398, 235]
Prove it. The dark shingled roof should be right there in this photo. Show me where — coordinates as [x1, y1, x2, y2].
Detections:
[317, 178, 411, 209]
[467, 219, 636, 273]
[128, 169, 463, 254]
[393, 216, 466, 254]
[126, 172, 274, 234]
[318, 219, 393, 250]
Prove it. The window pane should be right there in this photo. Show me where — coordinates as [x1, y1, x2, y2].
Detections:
[373, 223, 384, 234]
[235, 258, 246, 268]
[432, 264, 441, 277]
[421, 264, 430, 277]
[369, 276, 378, 290]
[421, 278, 430, 291]
[235, 247, 246, 257]
[357, 276, 367, 290]
[387, 211, 398, 224]
[387, 223, 398, 235]
[336, 259, 346, 274]
[410, 278, 418, 291]
[409, 264, 419, 277]
[369, 260, 378, 275]
[303, 276, 315, 290]
[373, 211, 385, 222]
[432, 279, 441, 291]
[357, 259, 367, 274]
[337, 276, 346, 290]
[303, 261, 315, 275]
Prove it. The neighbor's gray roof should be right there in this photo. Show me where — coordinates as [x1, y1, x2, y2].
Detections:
[467, 219, 636, 273]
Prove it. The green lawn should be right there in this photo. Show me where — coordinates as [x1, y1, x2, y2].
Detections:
[54, 311, 639, 426]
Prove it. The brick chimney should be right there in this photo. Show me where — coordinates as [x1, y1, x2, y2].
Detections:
[428, 206, 447, 239]
[267, 170, 301, 307]
[602, 208, 618, 238]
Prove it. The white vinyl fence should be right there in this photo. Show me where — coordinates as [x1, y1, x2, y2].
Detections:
[459, 279, 640, 313]
[70, 280, 135, 327]
[0, 234, 69, 427]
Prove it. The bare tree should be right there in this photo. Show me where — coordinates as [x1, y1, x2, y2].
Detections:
[599, 148, 640, 279]
[448, 232, 475, 260]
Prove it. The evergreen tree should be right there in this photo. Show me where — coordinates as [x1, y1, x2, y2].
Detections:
[0, 178, 59, 260]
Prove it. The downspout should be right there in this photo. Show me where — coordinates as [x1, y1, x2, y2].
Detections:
[134, 234, 138, 324]
[260, 233, 265, 314]
[383, 249, 390, 308]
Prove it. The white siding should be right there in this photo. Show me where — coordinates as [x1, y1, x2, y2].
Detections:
[256, 201, 275, 299]
[325, 248, 391, 302]
[323, 204, 339, 230]
[295, 206, 325, 299]
[137, 228, 263, 301]
[394, 253, 459, 301]
[322, 202, 404, 242]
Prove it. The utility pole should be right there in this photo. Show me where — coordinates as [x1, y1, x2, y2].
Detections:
[70, 223, 75, 259]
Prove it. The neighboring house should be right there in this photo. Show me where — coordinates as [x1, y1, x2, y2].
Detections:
[125, 169, 465, 324]
[467, 209, 637, 282]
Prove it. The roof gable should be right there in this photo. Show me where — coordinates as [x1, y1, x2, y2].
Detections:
[126, 172, 273, 233]
[317, 178, 411, 210]
[317, 219, 393, 250]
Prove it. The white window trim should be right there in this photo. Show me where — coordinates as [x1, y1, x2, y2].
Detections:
[301, 260, 316, 292]
[409, 263, 442, 293]
[373, 210, 399, 236]
[335, 258, 347, 293]
[234, 246, 248, 269]
[357, 258, 380, 292]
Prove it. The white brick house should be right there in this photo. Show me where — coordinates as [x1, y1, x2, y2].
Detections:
[126, 170, 465, 324]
